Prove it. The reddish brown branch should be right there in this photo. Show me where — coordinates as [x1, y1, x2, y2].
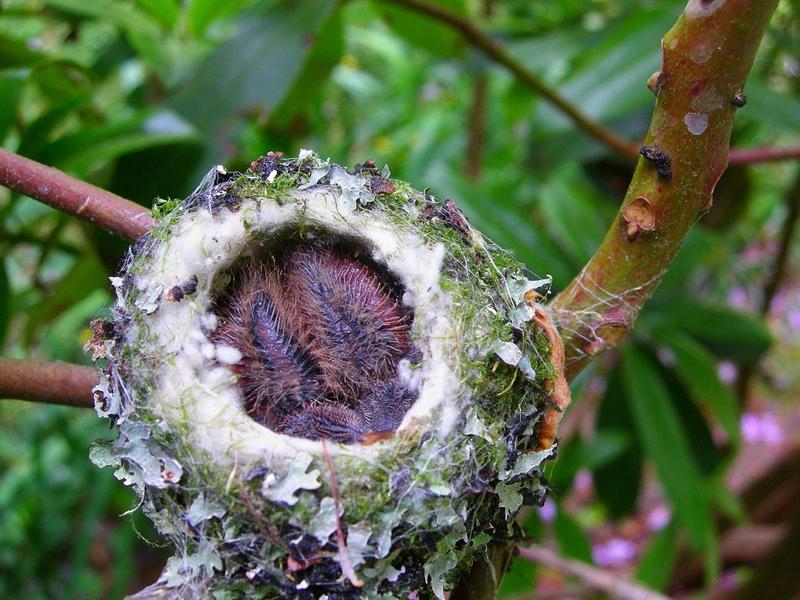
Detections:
[0, 358, 96, 408]
[760, 175, 800, 315]
[465, 72, 488, 180]
[0, 149, 154, 240]
[552, 0, 780, 379]
[729, 145, 800, 165]
[518, 545, 669, 600]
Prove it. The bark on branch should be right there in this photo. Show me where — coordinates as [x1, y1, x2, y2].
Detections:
[552, 0, 780, 379]
[0, 358, 96, 408]
[0, 149, 153, 240]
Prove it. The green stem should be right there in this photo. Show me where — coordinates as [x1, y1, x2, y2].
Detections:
[552, 0, 780, 380]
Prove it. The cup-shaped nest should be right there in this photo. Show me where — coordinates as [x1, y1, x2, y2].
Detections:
[88, 151, 560, 599]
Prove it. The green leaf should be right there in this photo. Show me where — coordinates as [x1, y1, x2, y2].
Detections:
[741, 78, 800, 132]
[0, 69, 27, 141]
[43, 0, 161, 37]
[41, 0, 172, 77]
[17, 94, 93, 160]
[136, 0, 179, 29]
[374, 0, 466, 58]
[36, 110, 201, 172]
[0, 259, 9, 347]
[649, 299, 772, 362]
[0, 33, 41, 69]
[658, 330, 740, 444]
[537, 164, 610, 267]
[593, 367, 643, 518]
[170, 0, 338, 176]
[554, 509, 593, 563]
[186, 0, 253, 37]
[549, 431, 630, 491]
[270, 10, 344, 126]
[620, 345, 712, 551]
[635, 523, 677, 591]
[23, 253, 106, 347]
[536, 6, 681, 133]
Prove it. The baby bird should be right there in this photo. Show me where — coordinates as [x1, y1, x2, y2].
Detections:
[284, 247, 412, 399]
[211, 243, 419, 443]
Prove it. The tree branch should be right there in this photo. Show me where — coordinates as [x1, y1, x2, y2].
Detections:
[0, 149, 154, 240]
[551, 0, 780, 378]
[517, 545, 669, 600]
[0, 358, 96, 408]
[729, 144, 800, 165]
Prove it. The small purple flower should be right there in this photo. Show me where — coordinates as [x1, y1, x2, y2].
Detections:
[538, 498, 556, 524]
[787, 308, 800, 332]
[646, 505, 671, 532]
[727, 287, 749, 309]
[759, 413, 785, 446]
[573, 470, 593, 495]
[717, 361, 738, 385]
[592, 538, 637, 567]
[657, 347, 676, 367]
[740, 412, 785, 447]
[740, 412, 762, 444]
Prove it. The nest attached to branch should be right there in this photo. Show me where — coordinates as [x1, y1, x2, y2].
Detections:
[88, 151, 567, 599]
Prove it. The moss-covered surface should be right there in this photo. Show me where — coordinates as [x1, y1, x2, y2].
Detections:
[89, 152, 557, 599]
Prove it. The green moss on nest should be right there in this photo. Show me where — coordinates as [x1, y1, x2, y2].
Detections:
[89, 151, 557, 599]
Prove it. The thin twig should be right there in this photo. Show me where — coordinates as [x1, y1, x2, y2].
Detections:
[384, 0, 640, 158]
[759, 175, 800, 315]
[320, 439, 363, 588]
[0, 358, 96, 408]
[518, 545, 669, 600]
[465, 72, 488, 180]
[0, 149, 154, 240]
[729, 145, 800, 165]
[508, 585, 596, 600]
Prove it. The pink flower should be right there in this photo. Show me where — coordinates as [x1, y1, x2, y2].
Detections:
[646, 505, 671, 532]
[740, 412, 785, 447]
[717, 361, 737, 385]
[787, 308, 800, 332]
[592, 538, 637, 567]
[727, 287, 749, 309]
[538, 498, 556, 523]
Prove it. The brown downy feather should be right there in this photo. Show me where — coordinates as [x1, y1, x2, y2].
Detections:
[283, 247, 411, 399]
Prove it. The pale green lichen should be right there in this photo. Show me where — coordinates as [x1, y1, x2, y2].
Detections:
[90, 151, 557, 599]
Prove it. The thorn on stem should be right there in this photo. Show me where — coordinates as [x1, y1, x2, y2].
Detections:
[622, 196, 656, 242]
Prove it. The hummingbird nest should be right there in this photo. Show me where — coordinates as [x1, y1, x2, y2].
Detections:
[88, 151, 567, 599]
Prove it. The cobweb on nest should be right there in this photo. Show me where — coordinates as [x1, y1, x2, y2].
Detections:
[553, 265, 667, 367]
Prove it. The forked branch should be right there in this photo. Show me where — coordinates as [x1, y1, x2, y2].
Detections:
[0, 149, 153, 240]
